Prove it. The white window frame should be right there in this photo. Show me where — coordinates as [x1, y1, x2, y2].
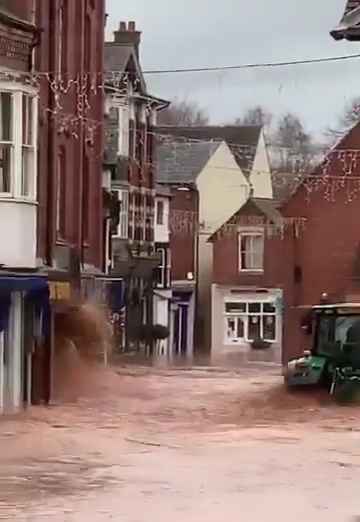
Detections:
[0, 83, 38, 201]
[113, 189, 129, 240]
[166, 247, 171, 288]
[118, 104, 130, 157]
[156, 247, 166, 288]
[224, 301, 277, 344]
[156, 199, 164, 226]
[238, 228, 264, 272]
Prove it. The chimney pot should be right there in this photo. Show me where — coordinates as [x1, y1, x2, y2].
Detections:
[119, 21, 126, 31]
[128, 21, 136, 31]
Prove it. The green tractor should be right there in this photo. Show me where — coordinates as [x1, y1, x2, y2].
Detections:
[285, 303, 360, 402]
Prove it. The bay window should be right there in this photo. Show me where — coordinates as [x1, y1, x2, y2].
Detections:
[0, 87, 37, 199]
[224, 301, 277, 344]
[0, 92, 12, 194]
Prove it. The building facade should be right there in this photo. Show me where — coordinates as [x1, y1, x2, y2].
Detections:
[36, 0, 105, 286]
[168, 185, 199, 358]
[104, 21, 169, 352]
[0, 1, 46, 413]
[156, 126, 273, 354]
[153, 184, 172, 356]
[210, 198, 285, 364]
[210, 122, 360, 366]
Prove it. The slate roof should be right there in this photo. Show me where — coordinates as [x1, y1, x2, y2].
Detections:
[104, 44, 134, 73]
[155, 126, 262, 175]
[208, 197, 283, 242]
[155, 141, 221, 184]
[331, 0, 360, 40]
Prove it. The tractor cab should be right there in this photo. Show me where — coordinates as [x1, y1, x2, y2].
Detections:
[286, 303, 360, 398]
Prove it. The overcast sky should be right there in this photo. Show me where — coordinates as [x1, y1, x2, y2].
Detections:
[106, 0, 360, 139]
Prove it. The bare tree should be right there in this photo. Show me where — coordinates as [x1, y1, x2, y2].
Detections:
[270, 112, 319, 201]
[274, 112, 313, 172]
[158, 98, 209, 126]
[326, 96, 360, 143]
[235, 105, 273, 130]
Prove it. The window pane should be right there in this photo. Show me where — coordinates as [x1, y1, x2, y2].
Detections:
[236, 317, 245, 339]
[22, 95, 33, 146]
[241, 235, 252, 269]
[263, 302, 276, 313]
[248, 315, 261, 340]
[157, 200, 164, 225]
[249, 303, 261, 313]
[253, 236, 264, 269]
[0, 93, 12, 142]
[225, 302, 246, 313]
[22, 147, 34, 196]
[0, 143, 11, 192]
[226, 318, 237, 340]
[263, 315, 276, 341]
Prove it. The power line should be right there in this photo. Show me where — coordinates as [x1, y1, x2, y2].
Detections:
[143, 53, 360, 75]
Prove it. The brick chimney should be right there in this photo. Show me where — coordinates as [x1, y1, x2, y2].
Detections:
[113, 21, 141, 57]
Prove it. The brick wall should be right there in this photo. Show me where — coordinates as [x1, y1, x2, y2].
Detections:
[36, 0, 105, 271]
[170, 187, 199, 281]
[0, 0, 34, 22]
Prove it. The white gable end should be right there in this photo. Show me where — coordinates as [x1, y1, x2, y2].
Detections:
[249, 130, 273, 199]
[196, 141, 250, 233]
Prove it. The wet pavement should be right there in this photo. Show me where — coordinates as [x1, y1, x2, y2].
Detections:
[1, 364, 360, 520]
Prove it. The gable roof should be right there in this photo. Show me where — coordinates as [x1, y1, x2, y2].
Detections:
[104, 43, 146, 92]
[155, 141, 221, 184]
[155, 125, 262, 175]
[208, 198, 283, 242]
[280, 120, 360, 213]
[331, 1, 360, 40]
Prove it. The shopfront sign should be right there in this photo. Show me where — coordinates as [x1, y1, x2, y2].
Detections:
[49, 281, 71, 301]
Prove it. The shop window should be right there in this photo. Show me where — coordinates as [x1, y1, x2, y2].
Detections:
[224, 301, 277, 344]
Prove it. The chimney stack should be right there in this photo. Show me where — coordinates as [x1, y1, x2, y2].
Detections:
[113, 21, 141, 57]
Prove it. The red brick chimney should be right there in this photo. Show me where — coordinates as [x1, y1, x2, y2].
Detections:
[113, 21, 141, 57]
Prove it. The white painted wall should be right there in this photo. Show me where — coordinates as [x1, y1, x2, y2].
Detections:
[211, 285, 282, 364]
[249, 130, 273, 199]
[0, 201, 37, 268]
[154, 196, 170, 244]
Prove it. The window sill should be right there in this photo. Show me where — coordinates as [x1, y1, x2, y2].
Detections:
[0, 196, 38, 205]
[55, 238, 68, 245]
[239, 269, 264, 274]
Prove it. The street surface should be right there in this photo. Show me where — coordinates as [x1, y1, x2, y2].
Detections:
[1, 363, 360, 521]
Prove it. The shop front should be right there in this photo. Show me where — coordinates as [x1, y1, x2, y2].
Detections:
[0, 274, 50, 414]
[211, 285, 283, 364]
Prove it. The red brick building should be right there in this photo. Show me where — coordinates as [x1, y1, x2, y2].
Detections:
[170, 186, 199, 283]
[209, 198, 287, 364]
[36, 0, 105, 292]
[210, 123, 360, 365]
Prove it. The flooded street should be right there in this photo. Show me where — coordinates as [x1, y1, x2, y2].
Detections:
[1, 364, 360, 521]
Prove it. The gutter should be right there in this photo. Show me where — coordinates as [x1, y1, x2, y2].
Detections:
[0, 8, 36, 32]
[330, 6, 360, 40]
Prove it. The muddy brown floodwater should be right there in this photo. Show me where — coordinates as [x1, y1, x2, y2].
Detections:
[1, 363, 360, 521]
